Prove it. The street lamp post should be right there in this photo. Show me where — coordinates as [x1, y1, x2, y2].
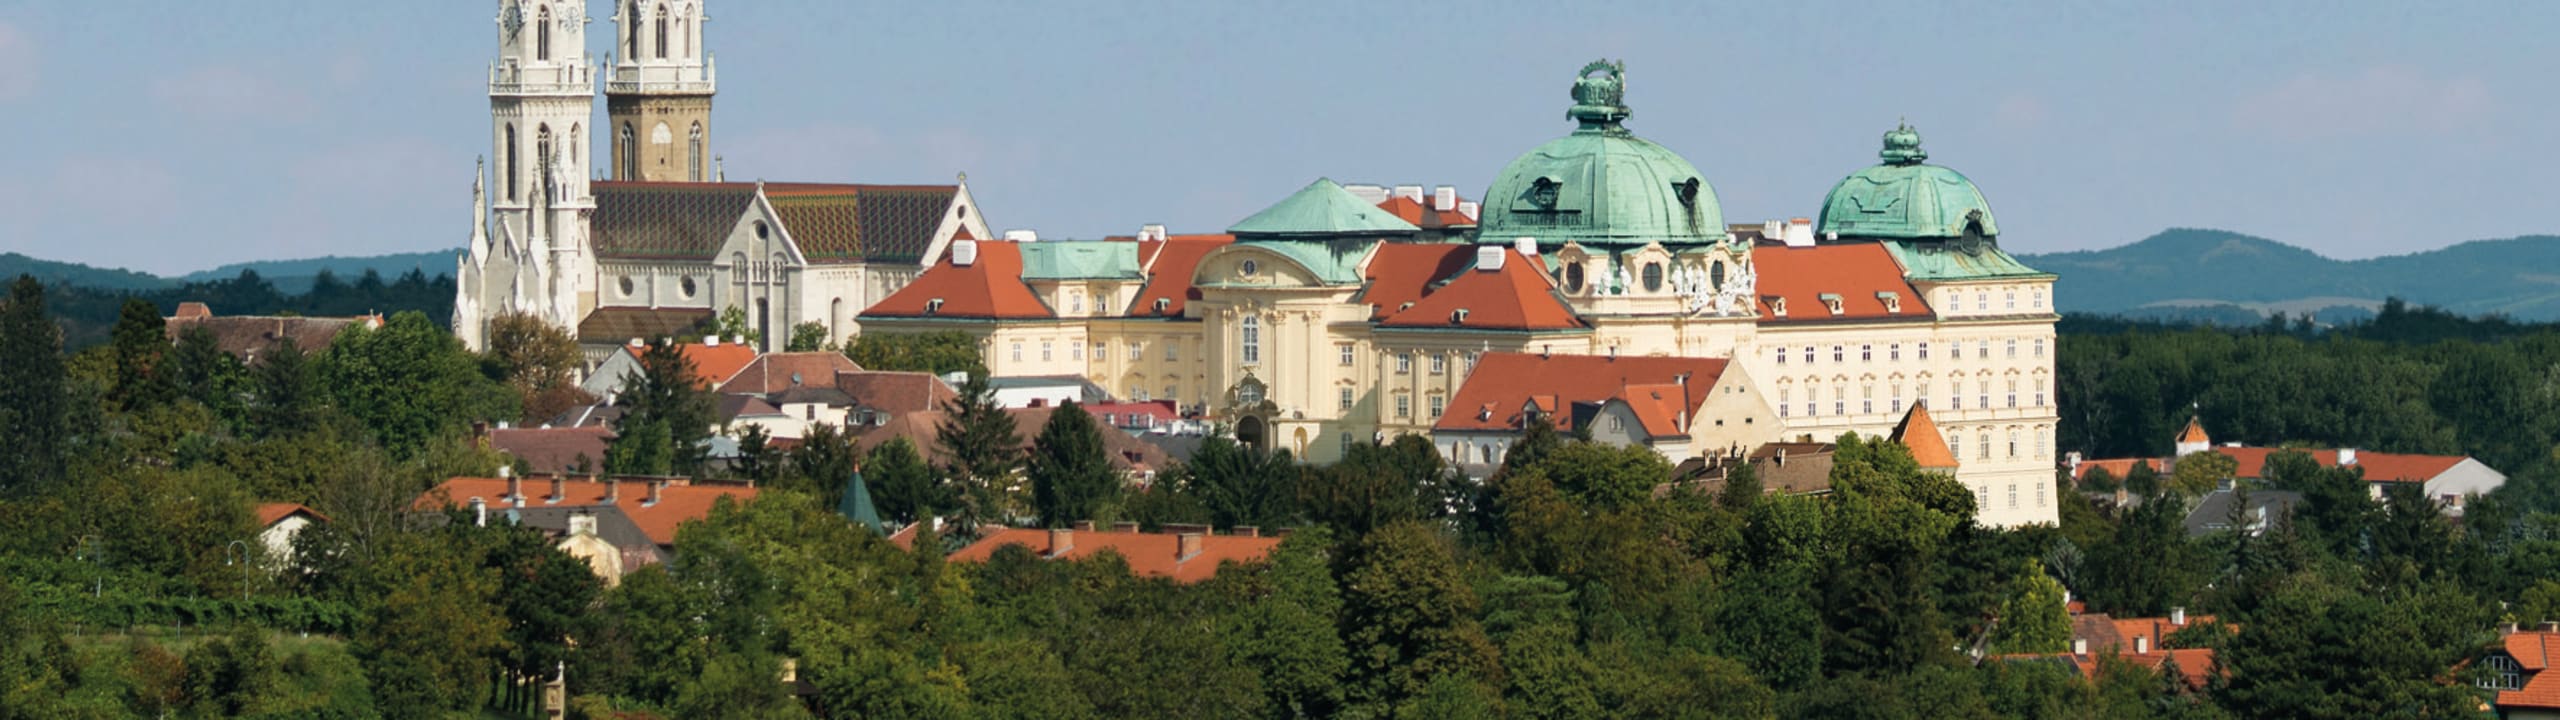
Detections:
[223, 540, 252, 603]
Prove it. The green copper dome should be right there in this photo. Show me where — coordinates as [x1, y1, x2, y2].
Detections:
[1477, 61, 1726, 249]
[1816, 124, 2000, 240]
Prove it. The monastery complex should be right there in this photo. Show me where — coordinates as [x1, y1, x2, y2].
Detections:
[453, 3, 2062, 526]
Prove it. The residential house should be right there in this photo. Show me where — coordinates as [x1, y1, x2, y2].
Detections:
[2484, 624, 2560, 718]
[941, 523, 1283, 584]
[580, 337, 760, 399]
[411, 474, 760, 580]
[2071, 419, 2504, 515]
[253, 503, 328, 568]
[482, 425, 615, 475]
[163, 302, 382, 364]
[1432, 351, 1773, 474]
[2063, 607, 2223, 691]
[713, 351, 868, 438]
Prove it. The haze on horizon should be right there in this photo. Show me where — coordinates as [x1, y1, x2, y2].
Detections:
[0, 1, 2548, 276]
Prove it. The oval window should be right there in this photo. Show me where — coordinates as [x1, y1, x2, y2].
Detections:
[1642, 262, 1664, 292]
[1564, 263, 1586, 294]
[1710, 261, 1727, 291]
[1240, 259, 1259, 277]
[617, 276, 634, 296]
[754, 221, 769, 240]
[680, 276, 698, 298]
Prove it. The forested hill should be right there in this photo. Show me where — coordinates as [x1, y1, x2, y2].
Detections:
[0, 252, 173, 291]
[179, 250, 459, 294]
[2019, 229, 2560, 322]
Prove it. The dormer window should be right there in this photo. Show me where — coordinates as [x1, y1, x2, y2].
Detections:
[924, 298, 944, 315]
[1451, 308, 1471, 325]
[1819, 293, 1845, 316]
[1877, 291, 1902, 314]
[1153, 297, 1172, 314]
[1766, 296, 1786, 317]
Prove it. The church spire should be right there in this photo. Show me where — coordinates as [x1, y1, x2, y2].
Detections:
[608, 0, 717, 181]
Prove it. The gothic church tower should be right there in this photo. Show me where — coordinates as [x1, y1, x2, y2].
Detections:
[461, 0, 599, 349]
[606, 1, 715, 182]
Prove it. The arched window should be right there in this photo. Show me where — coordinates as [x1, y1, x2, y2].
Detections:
[1241, 315, 1261, 365]
[688, 123, 704, 181]
[535, 125, 554, 196]
[679, 14, 690, 58]
[504, 124, 519, 200]
[536, 6, 552, 61]
[625, 2, 640, 57]
[654, 5, 669, 59]
[617, 123, 636, 180]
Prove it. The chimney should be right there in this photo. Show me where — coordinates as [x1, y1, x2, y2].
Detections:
[1433, 185, 1457, 211]
[604, 477, 621, 504]
[1003, 229, 1038, 243]
[2543, 621, 2560, 634]
[1074, 520, 1095, 531]
[1514, 236, 1537, 257]
[2505, 621, 2522, 636]
[1114, 521, 1139, 533]
[1140, 223, 1167, 242]
[547, 474, 567, 504]
[506, 473, 524, 506]
[1458, 200, 1479, 221]
[1177, 532, 1205, 562]
[1784, 217, 1815, 248]
[1048, 527, 1074, 557]
[628, 337, 645, 348]
[1762, 219, 1783, 240]
[951, 238, 979, 266]
[1477, 245, 1506, 271]
[2171, 607, 2186, 626]
[470, 497, 488, 527]
[2338, 448, 2357, 466]
[2072, 638, 2088, 655]
[1235, 526, 1260, 538]
[645, 480, 664, 507]
[2134, 636, 2149, 655]
[1394, 185, 1424, 204]
[704, 335, 720, 347]
[567, 512, 598, 537]
[1343, 184, 1389, 204]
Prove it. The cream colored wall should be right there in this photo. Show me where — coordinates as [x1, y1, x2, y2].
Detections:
[1368, 332, 1596, 441]
[1689, 360, 1777, 459]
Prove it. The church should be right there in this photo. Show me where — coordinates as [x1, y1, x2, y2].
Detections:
[856, 62, 2062, 526]
[453, 1, 990, 356]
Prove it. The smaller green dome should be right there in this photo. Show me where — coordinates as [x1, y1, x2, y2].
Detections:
[1816, 124, 1999, 241]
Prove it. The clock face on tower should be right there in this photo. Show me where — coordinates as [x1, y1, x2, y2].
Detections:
[502, 4, 525, 40]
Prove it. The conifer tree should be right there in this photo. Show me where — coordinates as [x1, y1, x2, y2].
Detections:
[935, 373, 1020, 532]
[0, 276, 69, 494]
[108, 297, 173, 410]
[612, 341, 713, 476]
[1027, 400, 1117, 527]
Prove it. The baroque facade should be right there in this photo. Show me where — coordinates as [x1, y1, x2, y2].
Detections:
[456, 1, 986, 356]
[858, 62, 2061, 526]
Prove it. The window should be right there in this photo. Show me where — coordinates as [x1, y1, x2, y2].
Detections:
[1977, 292, 1987, 311]
[1861, 385, 1873, 415]
[1978, 432, 1991, 460]
[1431, 355, 1447, 374]
[1918, 342, 1930, 361]
[1340, 344, 1355, 366]
[536, 7, 552, 61]
[1950, 389, 1962, 410]
[1339, 387, 1354, 411]
[1832, 345, 1844, 363]
[1608, 415, 1624, 432]
[1802, 346, 1814, 364]
[504, 125, 519, 200]
[2008, 429, 2019, 458]
[2485, 655, 2526, 691]
[1951, 433, 1962, 460]
[654, 5, 669, 59]
[1779, 389, 1791, 417]
[2034, 339, 2045, 358]
[1134, 386, 1150, 402]
[1892, 384, 1904, 413]
[1396, 395, 1410, 418]
[1166, 342, 1178, 362]
[1042, 341, 1053, 362]
[2006, 292, 2017, 310]
[1890, 343, 1901, 361]
[1129, 343, 1142, 361]
[1397, 354, 1413, 374]
[1011, 342, 1023, 362]
[1071, 343, 1083, 361]
[2007, 379, 2018, 408]
[1165, 383, 1179, 402]
[2036, 481, 2047, 507]
[1833, 386, 1845, 417]
[2034, 290, 2046, 309]
[625, 2, 640, 57]
[617, 123, 636, 180]
[2006, 339, 2018, 359]
[2035, 431, 2048, 459]
[1642, 262, 1664, 292]
[1093, 343, 1107, 361]
[2008, 484, 2018, 509]
[1861, 345, 1872, 362]
[1977, 342, 1989, 360]
[1977, 485, 1990, 508]
[1466, 352, 1479, 372]
[2035, 379, 2048, 407]
[1430, 396, 1445, 417]
[1341, 432, 1355, 456]
[1978, 380, 1990, 410]
[1241, 316, 1261, 365]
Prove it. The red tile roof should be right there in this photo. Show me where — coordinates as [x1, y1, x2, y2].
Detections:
[485, 426, 615, 475]
[413, 477, 759, 547]
[862, 240, 1054, 320]
[1436, 352, 1729, 434]
[1892, 402, 1959, 470]
[2177, 417, 2211, 445]
[1615, 383, 1689, 438]
[678, 342, 761, 388]
[946, 526, 1282, 583]
[716, 352, 866, 396]
[1750, 243, 1929, 323]
[2074, 448, 2470, 485]
[1357, 243, 1476, 321]
[2501, 632, 2560, 709]
[1375, 196, 1479, 230]
[254, 503, 328, 527]
[2069, 612, 2224, 690]
[849, 407, 1174, 474]
[1128, 234, 1233, 317]
[833, 371, 959, 414]
[1381, 249, 1582, 330]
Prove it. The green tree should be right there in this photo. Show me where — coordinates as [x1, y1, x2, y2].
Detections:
[355, 533, 506, 719]
[318, 310, 514, 458]
[612, 340, 715, 476]
[485, 525, 605, 715]
[1339, 521, 1500, 711]
[848, 330, 987, 377]
[1178, 435, 1301, 531]
[248, 336, 322, 438]
[786, 320, 835, 352]
[1028, 400, 1119, 527]
[184, 625, 288, 717]
[1224, 528, 1349, 718]
[108, 297, 174, 410]
[484, 311, 595, 425]
[1990, 559, 2072, 654]
[2217, 580, 2490, 718]
[865, 436, 945, 525]
[936, 372, 1021, 532]
[712, 304, 764, 346]
[0, 276, 70, 494]
[2169, 450, 2236, 497]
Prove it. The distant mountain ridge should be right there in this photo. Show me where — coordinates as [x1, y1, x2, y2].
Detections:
[0, 249, 462, 295]
[2018, 229, 2560, 322]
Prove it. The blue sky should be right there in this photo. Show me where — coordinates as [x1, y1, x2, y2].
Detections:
[0, 1, 2550, 275]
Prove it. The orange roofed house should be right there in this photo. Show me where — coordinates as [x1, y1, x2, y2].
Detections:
[412, 475, 759, 580]
[580, 336, 762, 400]
[849, 64, 2062, 526]
[935, 523, 1284, 584]
[2069, 418, 2505, 515]
[2485, 624, 2560, 718]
